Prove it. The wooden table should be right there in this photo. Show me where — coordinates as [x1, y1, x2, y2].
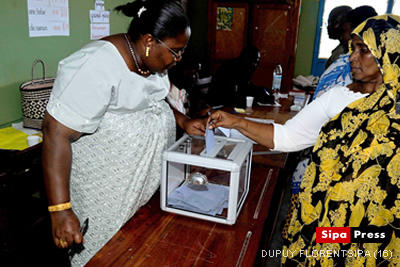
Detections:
[219, 97, 297, 123]
[88, 164, 280, 267]
[87, 98, 298, 266]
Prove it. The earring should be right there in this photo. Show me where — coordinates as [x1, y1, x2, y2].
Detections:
[146, 47, 150, 57]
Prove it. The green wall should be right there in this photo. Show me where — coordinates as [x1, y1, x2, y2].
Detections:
[0, 0, 131, 128]
[294, 0, 320, 77]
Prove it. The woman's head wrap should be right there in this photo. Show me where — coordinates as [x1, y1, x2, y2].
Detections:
[350, 15, 400, 104]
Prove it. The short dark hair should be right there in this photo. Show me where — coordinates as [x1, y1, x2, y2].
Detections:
[239, 45, 260, 61]
[328, 6, 352, 24]
[114, 0, 190, 41]
[327, 6, 352, 40]
[346, 6, 378, 29]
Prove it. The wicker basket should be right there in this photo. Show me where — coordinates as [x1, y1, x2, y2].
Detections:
[20, 59, 55, 130]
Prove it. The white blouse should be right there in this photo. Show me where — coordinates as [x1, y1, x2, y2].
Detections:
[47, 40, 170, 133]
[273, 85, 369, 152]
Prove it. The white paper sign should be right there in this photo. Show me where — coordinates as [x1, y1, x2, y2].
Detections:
[90, 23, 109, 40]
[90, 10, 109, 23]
[95, 0, 105, 10]
[29, 0, 50, 6]
[27, 0, 69, 37]
[50, 0, 68, 8]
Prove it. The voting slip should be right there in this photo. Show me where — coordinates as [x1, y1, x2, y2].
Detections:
[205, 124, 216, 153]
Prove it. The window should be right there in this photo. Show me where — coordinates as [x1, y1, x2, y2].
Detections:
[393, 0, 400, 14]
[312, 0, 395, 76]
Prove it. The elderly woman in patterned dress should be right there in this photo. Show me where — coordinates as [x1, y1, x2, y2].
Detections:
[208, 14, 400, 266]
[282, 15, 400, 266]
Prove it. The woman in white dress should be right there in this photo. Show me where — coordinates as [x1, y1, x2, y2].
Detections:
[41, 0, 205, 265]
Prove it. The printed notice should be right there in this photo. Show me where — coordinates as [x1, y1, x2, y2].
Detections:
[90, 23, 109, 40]
[27, 0, 70, 37]
[89, 10, 110, 23]
[95, 0, 105, 10]
[90, 0, 109, 40]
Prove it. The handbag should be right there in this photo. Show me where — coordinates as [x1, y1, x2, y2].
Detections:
[19, 59, 55, 130]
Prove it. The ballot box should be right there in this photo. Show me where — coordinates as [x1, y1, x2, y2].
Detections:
[160, 134, 253, 225]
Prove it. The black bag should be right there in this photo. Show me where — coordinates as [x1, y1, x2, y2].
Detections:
[19, 59, 55, 130]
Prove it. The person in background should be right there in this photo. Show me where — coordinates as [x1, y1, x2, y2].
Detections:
[206, 45, 262, 108]
[167, 44, 201, 115]
[208, 14, 400, 266]
[41, 1, 205, 265]
[313, 6, 378, 99]
[324, 5, 352, 70]
[167, 45, 214, 140]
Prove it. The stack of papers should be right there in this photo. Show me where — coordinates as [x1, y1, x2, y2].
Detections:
[168, 183, 229, 216]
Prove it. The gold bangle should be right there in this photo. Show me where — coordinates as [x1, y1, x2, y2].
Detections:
[48, 202, 72, 212]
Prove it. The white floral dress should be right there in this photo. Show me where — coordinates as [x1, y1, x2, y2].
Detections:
[47, 41, 176, 266]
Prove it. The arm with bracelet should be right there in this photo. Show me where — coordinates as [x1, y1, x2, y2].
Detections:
[42, 114, 84, 250]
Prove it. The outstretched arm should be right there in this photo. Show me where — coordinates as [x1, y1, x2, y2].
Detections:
[207, 110, 274, 149]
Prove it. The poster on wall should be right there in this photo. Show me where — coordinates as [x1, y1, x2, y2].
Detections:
[27, 0, 70, 37]
[90, 0, 110, 39]
[216, 7, 233, 31]
[95, 0, 105, 10]
[90, 24, 110, 40]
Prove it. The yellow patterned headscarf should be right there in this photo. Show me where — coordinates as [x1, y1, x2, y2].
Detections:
[282, 15, 400, 266]
[351, 14, 400, 103]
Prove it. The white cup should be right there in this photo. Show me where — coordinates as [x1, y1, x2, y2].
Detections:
[27, 135, 40, 147]
[246, 96, 254, 107]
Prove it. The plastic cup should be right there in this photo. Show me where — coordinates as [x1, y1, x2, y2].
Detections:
[246, 96, 254, 107]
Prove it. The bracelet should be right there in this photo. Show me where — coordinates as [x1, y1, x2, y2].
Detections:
[48, 202, 72, 212]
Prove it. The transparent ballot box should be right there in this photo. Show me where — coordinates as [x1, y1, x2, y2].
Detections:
[161, 134, 253, 225]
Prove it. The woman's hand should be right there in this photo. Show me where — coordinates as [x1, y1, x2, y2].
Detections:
[207, 110, 241, 130]
[51, 209, 83, 249]
[207, 110, 275, 149]
[42, 113, 83, 249]
[183, 118, 206, 135]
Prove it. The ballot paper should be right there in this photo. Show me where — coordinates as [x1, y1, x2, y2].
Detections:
[205, 123, 216, 153]
[168, 183, 229, 216]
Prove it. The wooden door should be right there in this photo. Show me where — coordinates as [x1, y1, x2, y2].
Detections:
[207, 1, 301, 94]
[250, 2, 301, 93]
